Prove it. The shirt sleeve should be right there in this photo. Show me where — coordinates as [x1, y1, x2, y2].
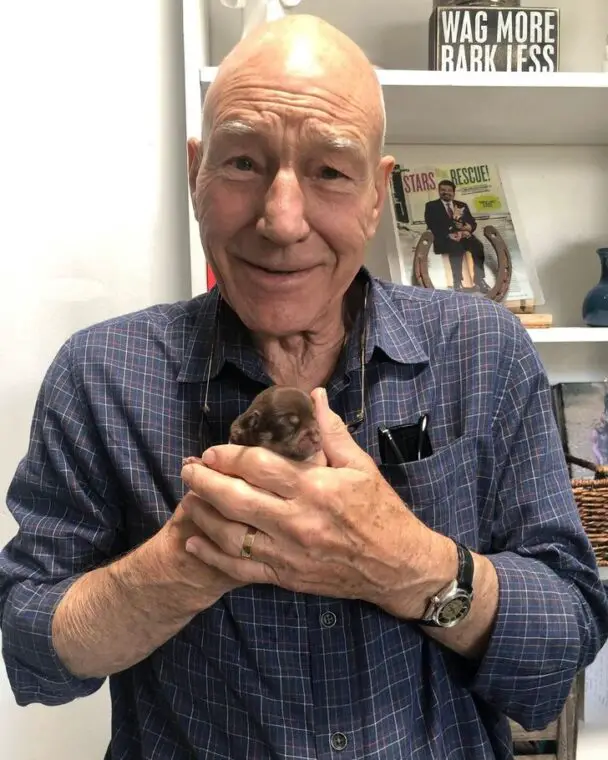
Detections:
[0, 335, 125, 706]
[467, 315, 608, 730]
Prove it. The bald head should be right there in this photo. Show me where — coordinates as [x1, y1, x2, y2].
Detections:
[203, 14, 386, 157]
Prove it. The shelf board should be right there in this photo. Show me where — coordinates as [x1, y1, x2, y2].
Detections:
[527, 327, 608, 343]
[200, 67, 608, 146]
[377, 70, 608, 145]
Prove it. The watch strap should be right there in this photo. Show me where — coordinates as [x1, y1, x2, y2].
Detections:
[456, 542, 474, 594]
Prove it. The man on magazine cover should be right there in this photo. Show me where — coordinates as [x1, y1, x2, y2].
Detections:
[424, 180, 490, 294]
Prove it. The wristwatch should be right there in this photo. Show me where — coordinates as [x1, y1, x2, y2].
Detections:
[418, 542, 474, 628]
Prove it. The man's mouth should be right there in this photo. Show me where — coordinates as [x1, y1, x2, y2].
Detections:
[245, 262, 311, 276]
[258, 266, 297, 274]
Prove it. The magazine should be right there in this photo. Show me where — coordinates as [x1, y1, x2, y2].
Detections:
[389, 161, 544, 307]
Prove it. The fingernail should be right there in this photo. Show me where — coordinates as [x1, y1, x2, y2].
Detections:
[185, 538, 197, 554]
[182, 456, 200, 466]
[181, 465, 193, 485]
[201, 449, 216, 465]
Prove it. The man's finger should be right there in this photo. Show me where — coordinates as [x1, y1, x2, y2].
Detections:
[196, 444, 309, 499]
[181, 493, 276, 565]
[184, 531, 272, 585]
[180, 459, 289, 530]
[311, 387, 375, 471]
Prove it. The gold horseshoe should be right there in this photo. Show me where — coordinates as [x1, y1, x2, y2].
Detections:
[413, 225, 512, 303]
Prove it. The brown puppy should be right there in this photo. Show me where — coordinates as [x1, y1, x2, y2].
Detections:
[228, 386, 322, 461]
[183, 386, 323, 466]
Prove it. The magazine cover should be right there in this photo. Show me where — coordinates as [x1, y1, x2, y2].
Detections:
[551, 381, 608, 480]
[389, 161, 543, 307]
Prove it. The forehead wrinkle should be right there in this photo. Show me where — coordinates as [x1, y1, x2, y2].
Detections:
[204, 77, 377, 140]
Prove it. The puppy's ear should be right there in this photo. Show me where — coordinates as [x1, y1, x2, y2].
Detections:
[229, 408, 261, 445]
[242, 408, 261, 429]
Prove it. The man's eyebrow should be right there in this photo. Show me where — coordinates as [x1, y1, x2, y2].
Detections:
[316, 135, 365, 153]
[212, 120, 258, 139]
[303, 127, 369, 161]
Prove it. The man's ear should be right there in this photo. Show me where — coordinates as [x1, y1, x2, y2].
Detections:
[186, 138, 204, 218]
[366, 154, 395, 239]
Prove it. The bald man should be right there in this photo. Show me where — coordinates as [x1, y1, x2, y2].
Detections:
[1, 14, 607, 760]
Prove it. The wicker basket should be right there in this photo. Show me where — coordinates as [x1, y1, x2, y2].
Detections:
[567, 454, 608, 567]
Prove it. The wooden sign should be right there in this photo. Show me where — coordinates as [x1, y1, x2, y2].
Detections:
[429, 6, 560, 72]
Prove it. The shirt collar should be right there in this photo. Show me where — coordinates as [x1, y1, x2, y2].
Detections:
[353, 270, 428, 370]
[177, 267, 428, 384]
[177, 287, 256, 384]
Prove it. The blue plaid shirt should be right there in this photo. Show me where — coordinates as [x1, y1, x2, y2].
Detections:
[2, 269, 608, 759]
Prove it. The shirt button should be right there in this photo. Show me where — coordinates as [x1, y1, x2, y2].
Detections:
[320, 610, 337, 628]
[330, 732, 348, 751]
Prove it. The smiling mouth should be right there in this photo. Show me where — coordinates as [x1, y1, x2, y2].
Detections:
[245, 262, 311, 275]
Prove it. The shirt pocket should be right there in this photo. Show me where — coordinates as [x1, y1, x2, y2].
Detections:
[377, 435, 477, 542]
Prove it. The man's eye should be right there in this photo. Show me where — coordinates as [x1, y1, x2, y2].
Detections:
[320, 166, 346, 180]
[230, 156, 254, 171]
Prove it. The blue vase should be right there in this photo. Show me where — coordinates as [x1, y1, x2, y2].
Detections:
[582, 248, 608, 326]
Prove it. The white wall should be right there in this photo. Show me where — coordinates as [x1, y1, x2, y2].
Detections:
[0, 1, 193, 757]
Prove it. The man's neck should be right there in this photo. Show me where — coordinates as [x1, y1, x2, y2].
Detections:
[253, 279, 364, 392]
[258, 332, 344, 391]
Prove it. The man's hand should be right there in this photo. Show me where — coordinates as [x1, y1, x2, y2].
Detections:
[154, 500, 248, 612]
[179, 388, 454, 620]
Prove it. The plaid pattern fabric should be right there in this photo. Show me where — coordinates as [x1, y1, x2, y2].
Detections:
[2, 268, 608, 760]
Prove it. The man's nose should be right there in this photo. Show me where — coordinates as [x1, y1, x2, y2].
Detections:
[257, 169, 310, 245]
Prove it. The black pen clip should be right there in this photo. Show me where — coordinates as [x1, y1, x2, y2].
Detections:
[378, 425, 405, 465]
[417, 414, 429, 461]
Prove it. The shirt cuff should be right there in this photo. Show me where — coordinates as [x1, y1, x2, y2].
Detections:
[1, 574, 105, 706]
[468, 551, 584, 730]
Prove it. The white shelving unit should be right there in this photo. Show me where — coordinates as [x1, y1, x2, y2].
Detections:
[528, 328, 608, 343]
[377, 70, 608, 146]
[188, 2, 608, 757]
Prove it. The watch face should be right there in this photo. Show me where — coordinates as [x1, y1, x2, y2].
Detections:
[437, 595, 472, 627]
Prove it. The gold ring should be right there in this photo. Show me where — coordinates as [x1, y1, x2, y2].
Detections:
[240, 526, 258, 560]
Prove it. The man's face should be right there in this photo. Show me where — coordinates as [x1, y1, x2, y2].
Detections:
[439, 184, 455, 202]
[188, 58, 393, 337]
